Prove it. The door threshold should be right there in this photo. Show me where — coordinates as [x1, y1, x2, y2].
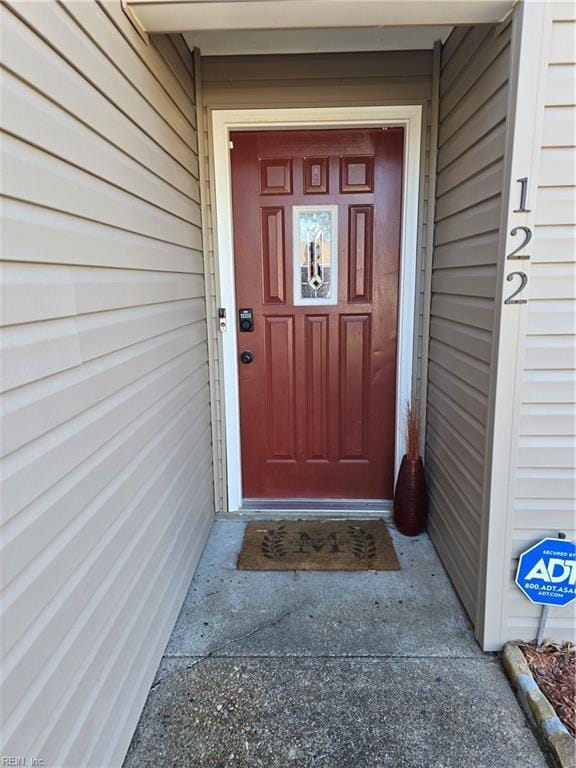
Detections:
[219, 498, 393, 521]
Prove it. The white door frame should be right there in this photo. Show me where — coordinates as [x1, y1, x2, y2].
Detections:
[211, 106, 423, 513]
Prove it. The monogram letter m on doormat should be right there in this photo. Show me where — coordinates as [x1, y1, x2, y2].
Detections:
[237, 520, 400, 572]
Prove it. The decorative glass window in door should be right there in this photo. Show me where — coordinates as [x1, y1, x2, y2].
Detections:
[292, 205, 338, 305]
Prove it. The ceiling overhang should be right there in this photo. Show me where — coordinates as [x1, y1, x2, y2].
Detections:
[125, 0, 517, 34]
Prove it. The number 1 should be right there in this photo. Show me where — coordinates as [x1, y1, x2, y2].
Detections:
[514, 177, 531, 213]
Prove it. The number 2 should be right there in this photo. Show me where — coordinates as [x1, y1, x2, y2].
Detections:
[507, 226, 532, 259]
[504, 271, 528, 304]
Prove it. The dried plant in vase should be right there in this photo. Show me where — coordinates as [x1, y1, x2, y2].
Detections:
[393, 400, 428, 536]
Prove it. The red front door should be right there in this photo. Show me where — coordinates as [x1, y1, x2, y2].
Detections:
[231, 128, 403, 500]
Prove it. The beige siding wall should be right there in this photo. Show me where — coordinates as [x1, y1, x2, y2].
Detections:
[200, 51, 433, 511]
[0, 2, 213, 766]
[426, 23, 512, 621]
[505, 4, 576, 643]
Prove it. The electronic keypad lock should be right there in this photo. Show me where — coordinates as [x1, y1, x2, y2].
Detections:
[239, 308, 254, 333]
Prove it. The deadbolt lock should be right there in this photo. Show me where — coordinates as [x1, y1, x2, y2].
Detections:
[239, 308, 254, 332]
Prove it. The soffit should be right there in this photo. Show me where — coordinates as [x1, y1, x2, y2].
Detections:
[125, 0, 516, 34]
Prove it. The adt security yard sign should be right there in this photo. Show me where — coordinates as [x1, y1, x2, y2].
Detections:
[515, 537, 576, 607]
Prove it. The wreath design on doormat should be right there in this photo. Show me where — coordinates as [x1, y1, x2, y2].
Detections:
[261, 525, 288, 560]
[348, 525, 377, 561]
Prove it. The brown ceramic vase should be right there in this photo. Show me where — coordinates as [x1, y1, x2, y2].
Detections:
[393, 455, 428, 536]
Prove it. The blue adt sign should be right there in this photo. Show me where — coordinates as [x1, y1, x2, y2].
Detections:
[515, 538, 576, 607]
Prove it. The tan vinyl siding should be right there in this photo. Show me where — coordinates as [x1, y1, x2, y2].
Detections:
[427, 23, 512, 621]
[0, 3, 213, 766]
[505, 5, 576, 643]
[200, 51, 433, 511]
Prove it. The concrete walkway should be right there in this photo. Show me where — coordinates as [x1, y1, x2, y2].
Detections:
[124, 521, 547, 768]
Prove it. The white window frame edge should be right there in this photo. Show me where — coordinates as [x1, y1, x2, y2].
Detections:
[478, 1, 554, 651]
[292, 204, 339, 307]
[211, 106, 423, 512]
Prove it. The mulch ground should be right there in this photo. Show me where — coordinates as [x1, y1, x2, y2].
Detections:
[519, 641, 575, 737]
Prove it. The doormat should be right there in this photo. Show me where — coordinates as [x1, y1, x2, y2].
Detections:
[237, 520, 400, 571]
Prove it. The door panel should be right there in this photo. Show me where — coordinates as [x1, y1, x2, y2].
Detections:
[265, 315, 295, 460]
[348, 205, 374, 302]
[339, 314, 370, 460]
[304, 314, 329, 461]
[261, 207, 286, 303]
[231, 128, 404, 499]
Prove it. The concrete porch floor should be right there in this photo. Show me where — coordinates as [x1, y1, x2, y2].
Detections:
[124, 521, 547, 768]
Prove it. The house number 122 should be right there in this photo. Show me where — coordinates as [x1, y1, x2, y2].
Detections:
[504, 178, 531, 305]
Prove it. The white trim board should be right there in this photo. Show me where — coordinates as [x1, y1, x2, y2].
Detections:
[211, 106, 423, 513]
[184, 27, 453, 57]
[478, 2, 556, 651]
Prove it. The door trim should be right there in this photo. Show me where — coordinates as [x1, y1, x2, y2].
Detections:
[211, 106, 423, 513]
